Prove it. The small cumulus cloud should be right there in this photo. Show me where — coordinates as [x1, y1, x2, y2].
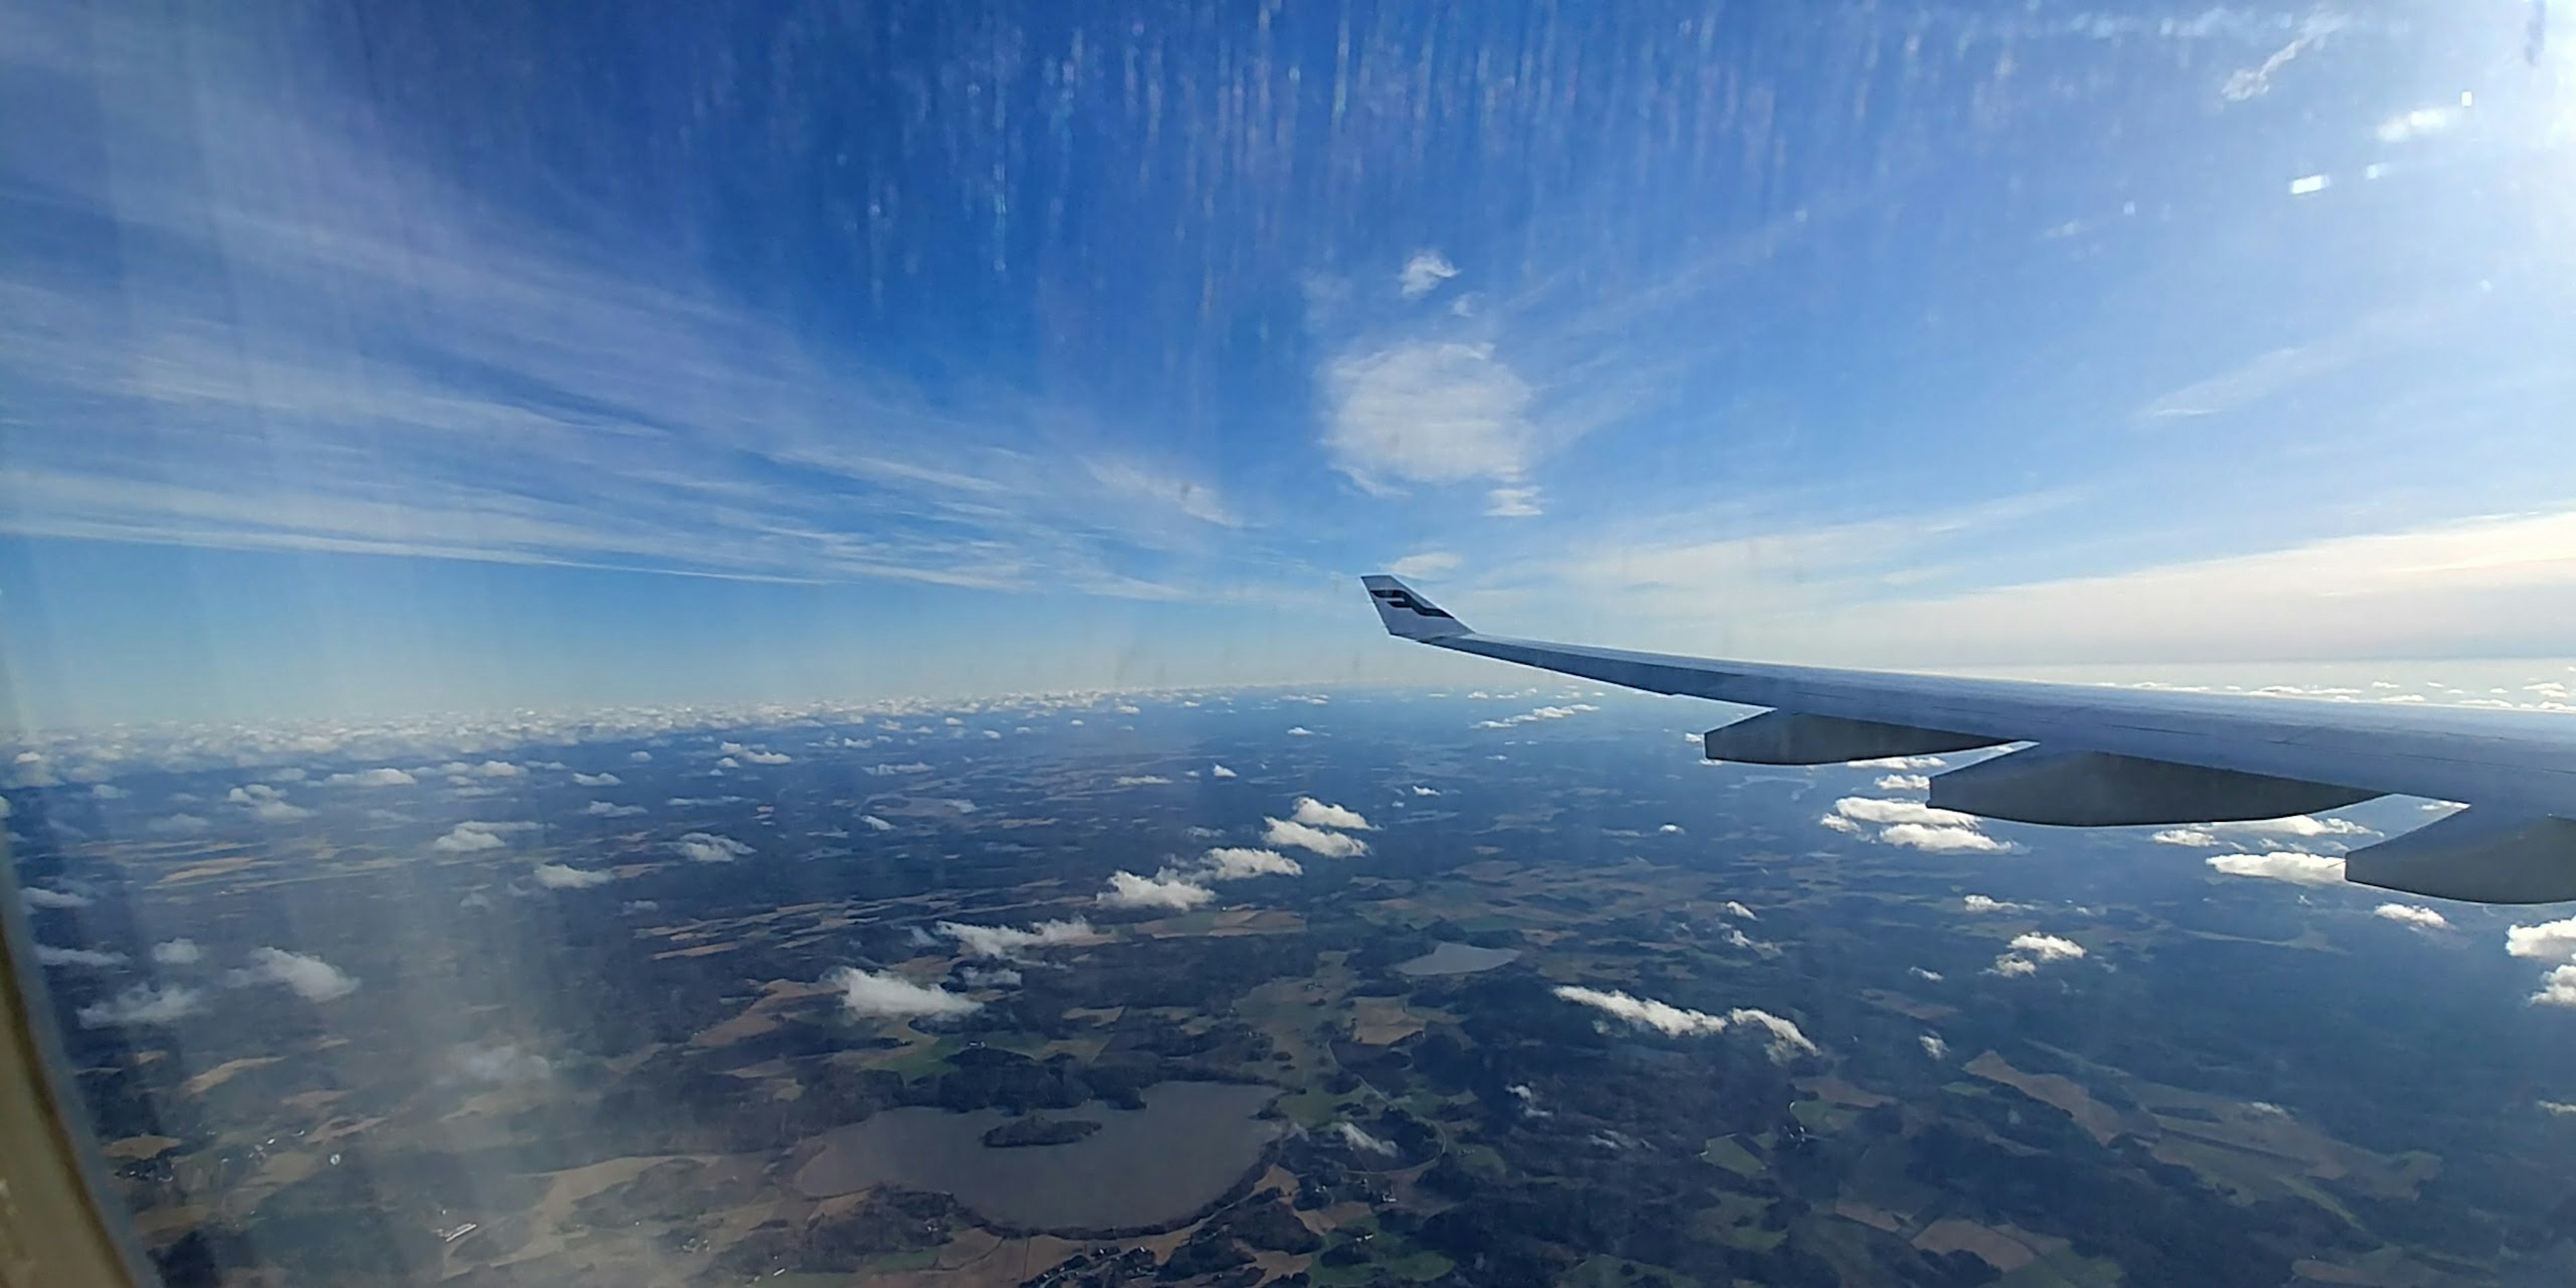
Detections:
[1474, 704, 1597, 729]
[1720, 902, 1757, 920]
[1552, 985, 1818, 1060]
[1197, 847, 1303, 880]
[2506, 916, 2576, 961]
[147, 813, 211, 836]
[151, 938, 203, 965]
[2206, 851, 2345, 885]
[1389, 551, 1460, 578]
[573, 771, 622, 786]
[248, 947, 360, 1001]
[828, 967, 981, 1018]
[1098, 870, 1217, 911]
[2373, 904, 2448, 930]
[2534, 966, 2576, 1008]
[860, 814, 895, 832]
[1847, 755, 1947, 769]
[1334, 1121, 1401, 1157]
[674, 832, 753, 863]
[1963, 894, 2033, 914]
[431, 820, 539, 853]
[533, 863, 614, 890]
[38, 945, 128, 969]
[1921, 1034, 1949, 1061]
[937, 918, 1095, 959]
[1115, 775, 1174, 786]
[20, 886, 91, 911]
[2010, 933, 2086, 962]
[459, 1044, 553, 1083]
[1265, 817, 1370, 858]
[1876, 774, 1931, 792]
[1397, 250, 1460, 299]
[741, 751, 792, 765]
[1289, 797, 1373, 830]
[1988, 956, 2039, 977]
[583, 800, 645, 817]
[1883, 824, 2010, 853]
[1210, 764, 1236, 779]
[76, 985, 205, 1028]
[228, 784, 313, 822]
[326, 767, 416, 787]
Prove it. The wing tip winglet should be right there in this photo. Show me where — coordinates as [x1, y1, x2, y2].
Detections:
[1362, 574, 1470, 640]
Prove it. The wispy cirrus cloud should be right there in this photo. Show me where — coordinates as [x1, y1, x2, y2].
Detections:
[0, 19, 1252, 601]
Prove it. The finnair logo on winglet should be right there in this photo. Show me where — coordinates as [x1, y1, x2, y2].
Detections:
[1370, 587, 1454, 619]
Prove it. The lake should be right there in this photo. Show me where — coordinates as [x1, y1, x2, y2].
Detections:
[1396, 943, 1522, 976]
[789, 1081, 1281, 1230]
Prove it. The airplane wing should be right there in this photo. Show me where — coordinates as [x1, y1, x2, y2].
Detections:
[1362, 574, 2576, 905]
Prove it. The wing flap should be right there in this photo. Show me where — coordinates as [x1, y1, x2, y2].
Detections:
[1703, 712, 2004, 766]
[1929, 747, 2379, 826]
[2343, 810, 2576, 904]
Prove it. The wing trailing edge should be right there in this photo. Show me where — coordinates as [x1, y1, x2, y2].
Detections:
[1362, 573, 2576, 906]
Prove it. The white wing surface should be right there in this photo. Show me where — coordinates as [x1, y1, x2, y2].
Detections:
[1363, 574, 2576, 904]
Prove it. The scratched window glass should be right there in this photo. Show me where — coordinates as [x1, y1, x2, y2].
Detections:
[7, 3, 2576, 1287]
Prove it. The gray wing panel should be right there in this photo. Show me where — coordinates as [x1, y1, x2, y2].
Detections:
[1424, 631, 2576, 816]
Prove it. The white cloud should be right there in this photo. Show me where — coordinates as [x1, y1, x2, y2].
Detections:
[1819, 814, 1863, 835]
[1551, 986, 1817, 1060]
[89, 783, 127, 799]
[1882, 823, 2010, 853]
[741, 750, 792, 765]
[150, 938, 203, 965]
[1286, 726, 1316, 737]
[1324, 341, 1537, 491]
[1833, 797, 1979, 828]
[533, 863, 614, 890]
[1921, 1034, 1949, 1061]
[1265, 817, 1371, 858]
[20, 887, 91, 911]
[1988, 956, 2039, 977]
[859, 814, 895, 831]
[37, 945, 127, 969]
[2207, 814, 2376, 843]
[1098, 870, 1216, 911]
[2373, 903, 2449, 930]
[248, 947, 359, 1001]
[1334, 1122, 1401, 1157]
[1483, 486, 1543, 518]
[2506, 917, 2576, 961]
[2151, 828, 2219, 847]
[1847, 756, 1947, 770]
[2542, 1101, 2576, 1117]
[1196, 847, 1303, 880]
[326, 767, 416, 787]
[2009, 933, 2086, 962]
[1290, 797, 1373, 830]
[573, 771, 622, 786]
[630, 751, 653, 762]
[431, 820, 539, 853]
[1115, 775, 1173, 786]
[583, 800, 645, 817]
[1909, 966, 1944, 982]
[1474, 703, 1597, 729]
[1720, 901, 1757, 920]
[1411, 785, 1441, 796]
[1389, 551, 1460, 578]
[2375, 106, 2456, 143]
[2206, 851, 2346, 885]
[828, 967, 981, 1018]
[1875, 773, 1931, 792]
[1397, 250, 1460, 299]
[937, 918, 1095, 959]
[1963, 894, 2033, 914]
[76, 985, 205, 1028]
[1210, 763, 1236, 779]
[228, 784, 313, 822]
[674, 832, 752, 863]
[2534, 965, 2576, 1008]
[960, 965, 1022, 988]
[867, 762, 934, 775]
[459, 1044, 552, 1084]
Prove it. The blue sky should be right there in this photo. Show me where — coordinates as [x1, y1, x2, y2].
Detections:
[4, 1, 2574, 727]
